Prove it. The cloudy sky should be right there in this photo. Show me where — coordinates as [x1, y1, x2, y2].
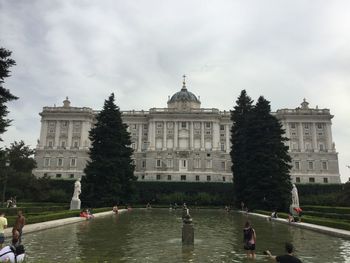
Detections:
[1, 0, 350, 182]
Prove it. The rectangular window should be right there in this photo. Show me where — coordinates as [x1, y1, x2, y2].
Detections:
[323, 177, 328, 183]
[220, 125, 225, 131]
[291, 123, 296, 129]
[57, 158, 63, 167]
[167, 159, 173, 168]
[131, 143, 136, 149]
[308, 161, 314, 170]
[223, 176, 226, 182]
[70, 158, 76, 167]
[221, 161, 226, 170]
[181, 175, 186, 181]
[44, 158, 50, 167]
[48, 141, 53, 147]
[295, 161, 300, 170]
[309, 177, 315, 183]
[142, 160, 146, 168]
[206, 160, 212, 168]
[156, 159, 161, 167]
[167, 175, 171, 181]
[221, 143, 225, 151]
[194, 159, 200, 169]
[156, 123, 162, 128]
[143, 124, 148, 130]
[296, 177, 301, 183]
[61, 141, 66, 148]
[304, 123, 309, 130]
[56, 174, 62, 178]
[69, 174, 74, 179]
[73, 141, 79, 148]
[181, 122, 187, 129]
[319, 144, 324, 151]
[205, 130, 211, 135]
[317, 123, 323, 129]
[205, 122, 211, 128]
[195, 175, 200, 181]
[141, 175, 145, 180]
[156, 174, 161, 180]
[156, 129, 162, 135]
[207, 175, 211, 181]
[322, 161, 327, 170]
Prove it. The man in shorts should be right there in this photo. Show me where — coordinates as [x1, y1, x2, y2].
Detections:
[265, 242, 302, 263]
[0, 212, 8, 249]
[12, 211, 25, 245]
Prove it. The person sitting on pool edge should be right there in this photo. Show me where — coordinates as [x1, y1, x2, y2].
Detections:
[265, 242, 302, 263]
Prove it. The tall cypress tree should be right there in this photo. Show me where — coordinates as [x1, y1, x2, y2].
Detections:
[230, 90, 253, 207]
[245, 96, 292, 210]
[82, 93, 136, 207]
[0, 47, 18, 140]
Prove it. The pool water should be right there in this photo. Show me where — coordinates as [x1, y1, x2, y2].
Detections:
[19, 209, 350, 262]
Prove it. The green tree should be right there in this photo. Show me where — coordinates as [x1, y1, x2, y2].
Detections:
[2, 141, 37, 202]
[230, 90, 254, 207]
[82, 93, 136, 207]
[245, 96, 292, 210]
[0, 48, 18, 140]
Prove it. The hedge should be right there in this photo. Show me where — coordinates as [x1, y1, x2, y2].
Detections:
[5, 207, 112, 227]
[0, 206, 69, 216]
[302, 211, 350, 221]
[301, 205, 350, 215]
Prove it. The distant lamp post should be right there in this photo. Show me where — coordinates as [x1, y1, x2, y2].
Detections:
[1, 160, 10, 207]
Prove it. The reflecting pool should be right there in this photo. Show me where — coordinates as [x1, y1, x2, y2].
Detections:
[21, 209, 350, 262]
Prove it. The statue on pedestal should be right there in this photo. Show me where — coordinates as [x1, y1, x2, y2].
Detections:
[70, 178, 81, 210]
[289, 184, 301, 219]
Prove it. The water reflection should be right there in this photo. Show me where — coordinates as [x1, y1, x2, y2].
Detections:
[21, 209, 350, 262]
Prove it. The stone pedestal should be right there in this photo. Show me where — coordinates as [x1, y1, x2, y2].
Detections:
[182, 214, 194, 246]
[70, 198, 81, 210]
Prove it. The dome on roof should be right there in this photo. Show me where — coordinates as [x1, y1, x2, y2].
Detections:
[167, 76, 201, 110]
[168, 88, 200, 104]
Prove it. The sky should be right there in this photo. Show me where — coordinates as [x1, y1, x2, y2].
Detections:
[1, 0, 350, 182]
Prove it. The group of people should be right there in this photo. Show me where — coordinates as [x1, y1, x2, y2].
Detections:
[0, 210, 26, 262]
[79, 208, 94, 219]
[243, 220, 302, 262]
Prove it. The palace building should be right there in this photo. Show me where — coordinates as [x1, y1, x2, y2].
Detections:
[33, 79, 341, 184]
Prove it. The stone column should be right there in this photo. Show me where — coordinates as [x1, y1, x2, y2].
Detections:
[298, 122, 304, 151]
[174, 121, 178, 150]
[148, 121, 155, 151]
[163, 121, 167, 150]
[80, 121, 89, 148]
[190, 121, 194, 149]
[226, 124, 230, 153]
[201, 121, 205, 150]
[138, 124, 142, 152]
[54, 121, 60, 148]
[67, 120, 73, 148]
[312, 123, 317, 151]
[326, 123, 333, 151]
[39, 120, 48, 148]
[212, 122, 219, 150]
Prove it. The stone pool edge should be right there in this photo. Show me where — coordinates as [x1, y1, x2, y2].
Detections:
[3, 210, 126, 238]
[244, 211, 350, 239]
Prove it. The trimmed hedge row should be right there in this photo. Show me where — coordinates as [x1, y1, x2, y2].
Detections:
[5, 207, 112, 227]
[0, 206, 69, 216]
[302, 211, 350, 221]
[302, 205, 350, 215]
[255, 210, 350, 231]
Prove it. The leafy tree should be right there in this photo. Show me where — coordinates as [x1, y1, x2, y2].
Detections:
[82, 93, 136, 207]
[245, 96, 292, 210]
[2, 141, 37, 202]
[230, 90, 254, 207]
[0, 48, 18, 140]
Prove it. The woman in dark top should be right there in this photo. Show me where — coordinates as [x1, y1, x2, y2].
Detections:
[243, 221, 256, 259]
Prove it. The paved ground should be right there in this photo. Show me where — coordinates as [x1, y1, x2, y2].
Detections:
[3, 209, 126, 238]
[246, 211, 350, 239]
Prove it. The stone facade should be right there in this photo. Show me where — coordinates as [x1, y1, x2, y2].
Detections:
[33, 83, 341, 184]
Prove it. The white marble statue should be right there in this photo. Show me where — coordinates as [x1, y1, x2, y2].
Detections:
[72, 179, 81, 200]
[70, 178, 81, 210]
[291, 184, 299, 207]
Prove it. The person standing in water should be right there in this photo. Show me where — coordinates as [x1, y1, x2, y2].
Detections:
[243, 221, 256, 259]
